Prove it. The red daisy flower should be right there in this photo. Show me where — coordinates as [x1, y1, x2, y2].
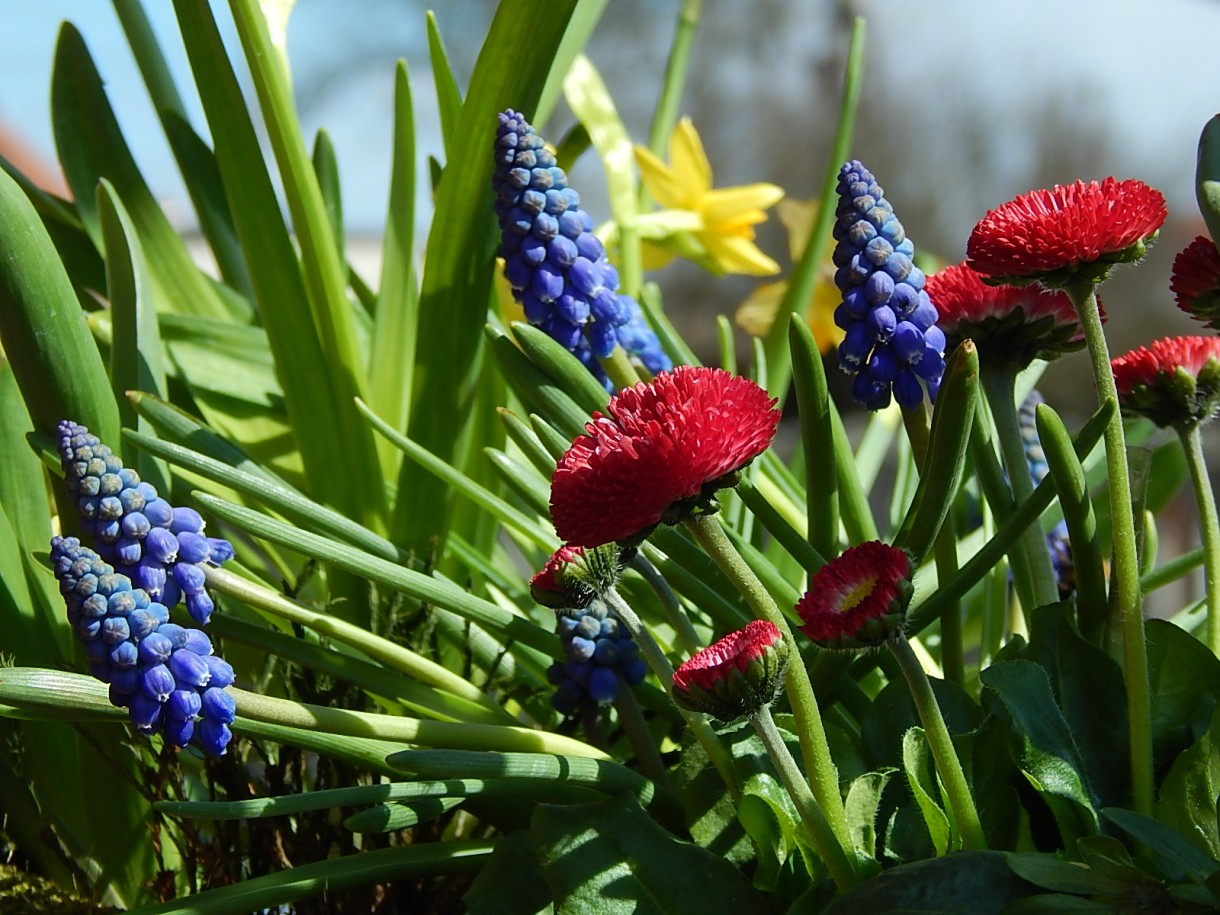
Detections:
[926, 262, 1099, 366]
[966, 178, 1167, 289]
[550, 366, 780, 547]
[1171, 235, 1220, 329]
[796, 541, 914, 650]
[1111, 335, 1220, 429]
[671, 620, 789, 721]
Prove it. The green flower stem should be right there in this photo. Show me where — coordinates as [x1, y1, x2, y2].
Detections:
[228, 688, 607, 759]
[751, 704, 859, 891]
[602, 586, 741, 801]
[1180, 424, 1220, 655]
[613, 683, 670, 788]
[645, 0, 702, 159]
[887, 633, 987, 851]
[205, 566, 514, 724]
[599, 345, 644, 389]
[629, 551, 703, 654]
[1068, 280, 1152, 817]
[979, 366, 1060, 610]
[899, 406, 964, 686]
[683, 513, 857, 869]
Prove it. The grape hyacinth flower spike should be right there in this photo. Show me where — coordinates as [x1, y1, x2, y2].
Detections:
[57, 420, 233, 625]
[492, 109, 670, 387]
[832, 160, 945, 410]
[50, 537, 236, 755]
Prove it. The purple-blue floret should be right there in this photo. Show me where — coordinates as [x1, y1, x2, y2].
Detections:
[832, 161, 945, 410]
[56, 420, 232, 624]
[493, 109, 671, 389]
[546, 602, 647, 714]
[50, 536, 235, 756]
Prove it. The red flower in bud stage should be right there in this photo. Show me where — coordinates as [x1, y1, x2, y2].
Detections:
[796, 541, 914, 650]
[550, 366, 780, 547]
[1171, 236, 1220, 330]
[1111, 335, 1220, 430]
[926, 262, 1099, 367]
[530, 545, 586, 608]
[529, 543, 622, 609]
[671, 620, 789, 721]
[966, 178, 1167, 289]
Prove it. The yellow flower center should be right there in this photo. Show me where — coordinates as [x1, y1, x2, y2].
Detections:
[835, 577, 878, 614]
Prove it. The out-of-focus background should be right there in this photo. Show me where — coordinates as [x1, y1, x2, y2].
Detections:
[3, 1, 1217, 373]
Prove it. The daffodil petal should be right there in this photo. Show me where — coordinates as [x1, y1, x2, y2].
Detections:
[702, 234, 782, 276]
[735, 280, 787, 336]
[671, 117, 712, 196]
[701, 184, 785, 226]
[634, 144, 685, 209]
[777, 197, 821, 260]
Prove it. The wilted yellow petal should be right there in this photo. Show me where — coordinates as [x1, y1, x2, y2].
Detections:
[633, 145, 684, 209]
[777, 197, 820, 260]
[701, 184, 785, 227]
[670, 118, 712, 197]
[735, 280, 786, 336]
[703, 234, 781, 276]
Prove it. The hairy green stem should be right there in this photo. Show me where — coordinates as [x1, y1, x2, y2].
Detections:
[683, 513, 858, 869]
[1181, 424, 1220, 655]
[601, 587, 741, 800]
[1068, 280, 1152, 816]
[752, 705, 859, 890]
[887, 633, 987, 851]
[980, 367, 1060, 609]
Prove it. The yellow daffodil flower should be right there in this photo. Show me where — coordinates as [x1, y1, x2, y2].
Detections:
[634, 117, 784, 277]
[735, 197, 844, 353]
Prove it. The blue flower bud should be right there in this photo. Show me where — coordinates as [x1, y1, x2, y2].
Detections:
[165, 688, 203, 721]
[201, 687, 237, 725]
[163, 717, 196, 747]
[138, 631, 174, 665]
[128, 692, 162, 731]
[168, 648, 211, 689]
[197, 720, 232, 756]
[142, 664, 176, 703]
[586, 667, 618, 704]
[183, 629, 213, 656]
[203, 656, 236, 689]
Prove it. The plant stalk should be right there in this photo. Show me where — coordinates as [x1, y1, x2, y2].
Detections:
[1181, 424, 1220, 655]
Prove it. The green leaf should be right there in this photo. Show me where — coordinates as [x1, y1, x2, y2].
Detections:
[902, 728, 951, 856]
[174, 0, 386, 535]
[845, 770, 894, 861]
[737, 771, 803, 890]
[1156, 705, 1220, 860]
[343, 797, 465, 833]
[981, 660, 1099, 840]
[1146, 618, 1220, 775]
[1196, 114, 1220, 248]
[96, 179, 170, 492]
[1017, 605, 1129, 808]
[789, 316, 839, 559]
[397, 0, 585, 553]
[51, 22, 243, 323]
[426, 11, 463, 155]
[532, 792, 770, 915]
[369, 60, 418, 479]
[822, 850, 1035, 914]
[464, 831, 554, 915]
[1102, 807, 1220, 884]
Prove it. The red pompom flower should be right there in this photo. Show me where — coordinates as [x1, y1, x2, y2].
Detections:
[966, 178, 1167, 289]
[671, 620, 789, 721]
[1111, 336, 1220, 430]
[550, 366, 780, 547]
[796, 541, 914, 650]
[1171, 236, 1220, 330]
[926, 262, 1098, 367]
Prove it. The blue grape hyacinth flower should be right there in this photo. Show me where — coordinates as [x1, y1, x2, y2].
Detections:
[831, 160, 945, 409]
[50, 536, 236, 755]
[57, 420, 233, 625]
[547, 603, 648, 714]
[492, 109, 671, 388]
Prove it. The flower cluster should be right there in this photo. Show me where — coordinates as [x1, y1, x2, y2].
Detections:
[796, 541, 914, 650]
[832, 160, 945, 410]
[966, 178, 1167, 289]
[1171, 235, 1220, 329]
[925, 262, 1096, 368]
[547, 603, 647, 714]
[671, 620, 788, 721]
[57, 420, 233, 625]
[492, 109, 670, 387]
[51, 536, 236, 755]
[1111, 336, 1220, 430]
[550, 366, 780, 547]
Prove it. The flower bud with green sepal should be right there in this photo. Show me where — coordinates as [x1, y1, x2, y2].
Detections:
[671, 620, 789, 722]
[1111, 336, 1220, 431]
